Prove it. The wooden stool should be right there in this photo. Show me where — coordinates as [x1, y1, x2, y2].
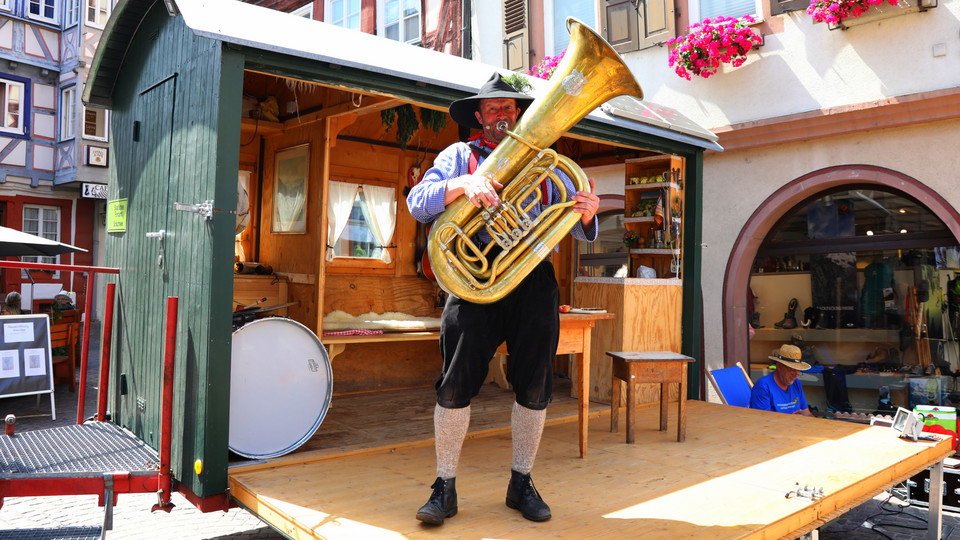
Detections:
[606, 351, 695, 443]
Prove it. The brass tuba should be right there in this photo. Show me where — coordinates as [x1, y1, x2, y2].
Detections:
[427, 17, 643, 303]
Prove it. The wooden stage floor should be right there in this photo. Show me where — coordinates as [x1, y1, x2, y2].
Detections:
[228, 382, 952, 539]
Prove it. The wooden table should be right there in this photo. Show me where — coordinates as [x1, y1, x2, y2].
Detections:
[606, 351, 695, 443]
[495, 311, 615, 458]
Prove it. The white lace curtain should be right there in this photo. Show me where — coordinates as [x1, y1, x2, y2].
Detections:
[326, 181, 397, 262]
[326, 181, 359, 262]
[359, 184, 396, 263]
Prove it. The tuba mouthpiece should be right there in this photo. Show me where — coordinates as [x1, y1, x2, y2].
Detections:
[496, 120, 508, 132]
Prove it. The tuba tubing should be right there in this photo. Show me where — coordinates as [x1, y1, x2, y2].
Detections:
[427, 17, 643, 304]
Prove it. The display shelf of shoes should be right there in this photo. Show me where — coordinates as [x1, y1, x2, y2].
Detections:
[752, 328, 901, 343]
[623, 155, 684, 279]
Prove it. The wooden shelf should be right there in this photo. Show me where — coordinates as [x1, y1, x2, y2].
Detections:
[241, 117, 283, 135]
[625, 216, 681, 224]
[629, 248, 681, 256]
[625, 182, 680, 191]
[752, 327, 900, 343]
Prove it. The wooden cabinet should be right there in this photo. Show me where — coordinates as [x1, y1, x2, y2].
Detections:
[623, 155, 684, 279]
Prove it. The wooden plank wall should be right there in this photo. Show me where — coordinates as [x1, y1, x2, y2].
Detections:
[105, 4, 235, 497]
[242, 95, 454, 393]
[575, 280, 683, 405]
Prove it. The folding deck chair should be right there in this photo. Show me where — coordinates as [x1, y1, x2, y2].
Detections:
[706, 361, 754, 408]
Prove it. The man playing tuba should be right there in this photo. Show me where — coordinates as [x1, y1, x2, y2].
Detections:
[406, 72, 600, 525]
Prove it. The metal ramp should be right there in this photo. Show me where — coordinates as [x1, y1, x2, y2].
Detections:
[0, 422, 161, 535]
[0, 526, 102, 539]
[0, 422, 159, 475]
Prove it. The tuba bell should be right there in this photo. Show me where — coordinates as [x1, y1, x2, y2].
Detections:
[427, 17, 643, 303]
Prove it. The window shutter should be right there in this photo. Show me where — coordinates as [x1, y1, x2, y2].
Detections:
[604, 0, 640, 53]
[604, 0, 674, 53]
[639, 0, 675, 49]
[503, 0, 529, 71]
[771, 0, 809, 14]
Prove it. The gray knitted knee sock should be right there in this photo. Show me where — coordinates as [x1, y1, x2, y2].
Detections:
[435, 404, 470, 479]
[511, 401, 546, 474]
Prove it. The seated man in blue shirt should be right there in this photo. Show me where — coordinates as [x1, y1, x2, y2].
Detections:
[750, 344, 814, 416]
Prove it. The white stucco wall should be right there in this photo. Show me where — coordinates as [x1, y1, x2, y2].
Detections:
[625, 1, 960, 129]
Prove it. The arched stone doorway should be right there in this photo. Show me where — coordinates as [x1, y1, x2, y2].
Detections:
[722, 165, 960, 370]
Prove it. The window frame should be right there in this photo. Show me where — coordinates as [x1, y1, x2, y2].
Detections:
[64, 0, 79, 26]
[325, 179, 398, 274]
[543, 0, 599, 57]
[82, 106, 108, 142]
[60, 86, 76, 141]
[21, 204, 62, 274]
[291, 2, 313, 17]
[688, 0, 763, 25]
[0, 75, 28, 137]
[0, 0, 11, 12]
[84, 0, 110, 29]
[378, 0, 422, 44]
[324, 0, 362, 30]
[27, 0, 58, 24]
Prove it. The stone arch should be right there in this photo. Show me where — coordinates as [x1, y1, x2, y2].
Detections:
[721, 165, 960, 368]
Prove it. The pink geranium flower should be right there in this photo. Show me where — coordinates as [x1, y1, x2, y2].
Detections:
[526, 50, 566, 80]
[807, 0, 895, 23]
[666, 15, 763, 80]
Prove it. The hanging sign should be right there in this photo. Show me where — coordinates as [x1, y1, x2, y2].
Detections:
[81, 183, 108, 199]
[107, 198, 128, 233]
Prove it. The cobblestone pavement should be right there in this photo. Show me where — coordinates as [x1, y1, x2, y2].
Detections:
[1, 323, 959, 539]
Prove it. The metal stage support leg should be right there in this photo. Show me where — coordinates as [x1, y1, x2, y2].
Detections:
[928, 459, 944, 540]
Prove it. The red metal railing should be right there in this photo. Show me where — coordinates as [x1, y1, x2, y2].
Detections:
[0, 260, 119, 423]
[97, 282, 116, 422]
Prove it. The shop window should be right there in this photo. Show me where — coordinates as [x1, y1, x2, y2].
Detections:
[325, 0, 361, 30]
[22, 205, 61, 273]
[545, 0, 596, 56]
[85, 0, 110, 29]
[83, 106, 108, 141]
[748, 187, 960, 415]
[326, 181, 396, 264]
[60, 86, 76, 141]
[578, 210, 628, 277]
[380, 0, 420, 44]
[28, 0, 57, 24]
[0, 78, 25, 135]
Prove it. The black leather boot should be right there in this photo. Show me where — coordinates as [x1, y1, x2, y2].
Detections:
[505, 470, 551, 522]
[774, 298, 799, 329]
[416, 477, 457, 525]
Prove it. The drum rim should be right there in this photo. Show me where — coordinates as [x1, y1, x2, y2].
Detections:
[228, 317, 333, 459]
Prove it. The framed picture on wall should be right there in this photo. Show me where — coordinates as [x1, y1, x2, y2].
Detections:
[272, 143, 309, 234]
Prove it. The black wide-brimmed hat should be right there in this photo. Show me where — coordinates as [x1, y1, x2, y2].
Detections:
[448, 73, 535, 130]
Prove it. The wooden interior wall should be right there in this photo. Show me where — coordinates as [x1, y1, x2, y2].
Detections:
[238, 71, 637, 394]
[254, 123, 324, 330]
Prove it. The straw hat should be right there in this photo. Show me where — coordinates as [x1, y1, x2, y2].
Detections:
[448, 73, 535, 130]
[768, 344, 811, 371]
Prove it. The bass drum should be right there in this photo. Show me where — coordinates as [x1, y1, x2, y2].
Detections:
[229, 318, 332, 459]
